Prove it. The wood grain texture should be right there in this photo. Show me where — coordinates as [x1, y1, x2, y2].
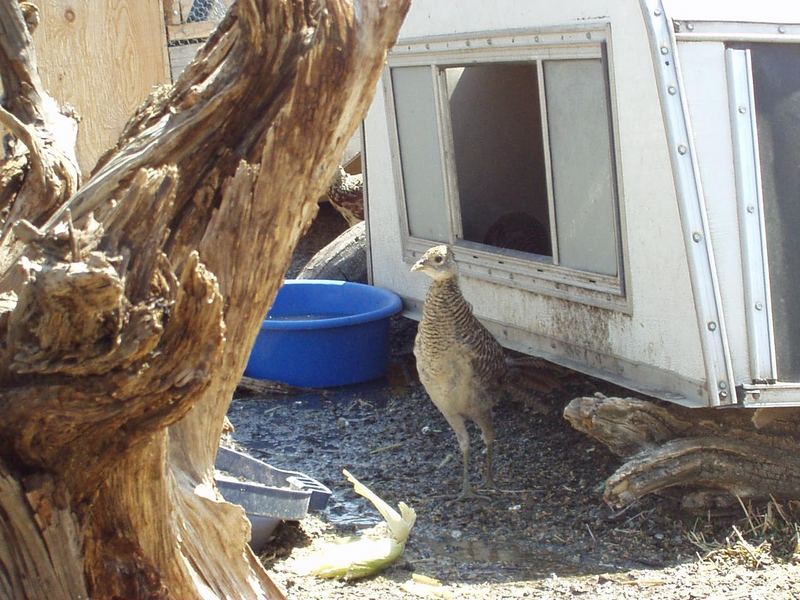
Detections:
[0, 0, 410, 597]
[32, 0, 170, 175]
[164, 0, 181, 25]
[565, 394, 800, 510]
[167, 20, 216, 41]
[0, 1, 80, 261]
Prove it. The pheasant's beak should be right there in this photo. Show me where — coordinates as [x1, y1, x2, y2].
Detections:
[410, 258, 425, 272]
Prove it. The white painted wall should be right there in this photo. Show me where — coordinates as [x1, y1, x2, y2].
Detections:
[365, 0, 708, 402]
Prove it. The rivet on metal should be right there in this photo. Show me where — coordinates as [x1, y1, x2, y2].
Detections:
[747, 205, 755, 214]
[692, 232, 703, 242]
[707, 321, 717, 331]
[778, 25, 787, 34]
[660, 46, 669, 55]
[654, 8, 662, 16]
[738, 106, 747, 114]
[677, 144, 688, 155]
[755, 301, 764, 311]
[719, 390, 729, 400]
[719, 381, 728, 390]
[668, 85, 677, 95]
[687, 22, 695, 31]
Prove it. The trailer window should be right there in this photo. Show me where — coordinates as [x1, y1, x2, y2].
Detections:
[391, 66, 450, 242]
[544, 59, 619, 276]
[750, 43, 800, 380]
[387, 30, 624, 301]
[444, 63, 552, 257]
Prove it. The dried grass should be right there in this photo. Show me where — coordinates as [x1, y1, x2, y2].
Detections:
[687, 497, 800, 568]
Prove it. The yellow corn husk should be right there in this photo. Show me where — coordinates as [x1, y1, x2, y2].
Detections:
[400, 573, 454, 599]
[294, 469, 416, 580]
[400, 579, 455, 599]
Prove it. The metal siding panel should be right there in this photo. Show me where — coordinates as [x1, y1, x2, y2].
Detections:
[678, 42, 751, 385]
[662, 0, 800, 24]
[640, 0, 737, 405]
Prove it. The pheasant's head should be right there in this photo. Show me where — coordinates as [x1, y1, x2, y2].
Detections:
[410, 245, 457, 281]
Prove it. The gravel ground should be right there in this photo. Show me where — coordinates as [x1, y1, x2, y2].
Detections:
[226, 318, 800, 599]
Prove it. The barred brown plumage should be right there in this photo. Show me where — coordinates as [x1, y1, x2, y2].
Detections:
[411, 244, 508, 499]
[326, 166, 364, 227]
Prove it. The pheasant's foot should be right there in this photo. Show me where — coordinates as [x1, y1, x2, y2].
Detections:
[451, 483, 490, 502]
[476, 476, 498, 492]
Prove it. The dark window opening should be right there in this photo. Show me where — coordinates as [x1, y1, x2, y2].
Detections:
[750, 43, 800, 380]
[445, 63, 552, 257]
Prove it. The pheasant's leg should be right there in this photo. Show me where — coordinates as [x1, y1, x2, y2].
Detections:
[442, 413, 481, 500]
[476, 414, 497, 490]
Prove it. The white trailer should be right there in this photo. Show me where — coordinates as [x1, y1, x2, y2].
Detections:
[362, 0, 800, 409]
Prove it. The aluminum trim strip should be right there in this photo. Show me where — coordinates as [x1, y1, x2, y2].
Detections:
[640, 0, 737, 406]
[725, 48, 778, 383]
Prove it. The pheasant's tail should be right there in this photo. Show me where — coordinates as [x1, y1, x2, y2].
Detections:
[501, 356, 574, 412]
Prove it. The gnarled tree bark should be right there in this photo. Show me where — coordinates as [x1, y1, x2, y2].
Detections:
[565, 394, 800, 511]
[0, 0, 409, 598]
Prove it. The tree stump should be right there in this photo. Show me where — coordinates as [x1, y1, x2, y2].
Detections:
[564, 394, 800, 511]
[297, 220, 367, 282]
[0, 1, 409, 598]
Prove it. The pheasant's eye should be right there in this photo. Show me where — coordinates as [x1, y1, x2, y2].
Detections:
[434, 256, 443, 264]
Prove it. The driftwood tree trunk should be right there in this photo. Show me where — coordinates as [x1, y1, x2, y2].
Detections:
[0, 1, 409, 598]
[565, 394, 800, 511]
[298, 220, 367, 282]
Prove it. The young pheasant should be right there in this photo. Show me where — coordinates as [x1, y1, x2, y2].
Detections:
[411, 245, 508, 499]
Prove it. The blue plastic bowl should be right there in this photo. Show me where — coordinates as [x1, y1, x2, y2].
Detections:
[244, 280, 403, 387]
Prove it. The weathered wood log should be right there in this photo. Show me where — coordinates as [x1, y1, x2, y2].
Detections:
[297, 220, 367, 282]
[564, 394, 800, 510]
[0, 0, 409, 598]
[0, 1, 80, 244]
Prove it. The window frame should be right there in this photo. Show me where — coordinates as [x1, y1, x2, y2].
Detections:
[383, 23, 630, 311]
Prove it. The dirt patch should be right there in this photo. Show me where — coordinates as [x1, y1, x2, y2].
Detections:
[226, 317, 800, 599]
